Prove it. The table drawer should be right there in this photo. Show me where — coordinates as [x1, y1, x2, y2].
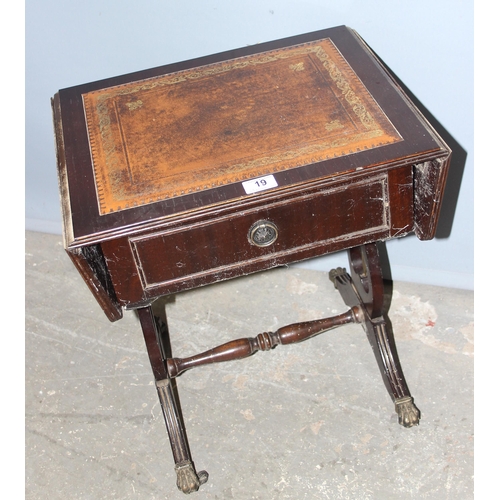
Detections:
[131, 174, 391, 291]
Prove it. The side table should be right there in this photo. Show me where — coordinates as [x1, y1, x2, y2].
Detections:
[52, 25, 451, 493]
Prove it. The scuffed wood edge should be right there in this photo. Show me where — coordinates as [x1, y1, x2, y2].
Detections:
[51, 93, 74, 248]
[413, 155, 451, 240]
[66, 247, 123, 322]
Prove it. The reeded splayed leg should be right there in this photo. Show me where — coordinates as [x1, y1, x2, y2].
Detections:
[137, 306, 208, 493]
[329, 243, 420, 427]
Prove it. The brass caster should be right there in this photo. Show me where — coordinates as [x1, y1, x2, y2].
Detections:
[175, 460, 208, 494]
[395, 396, 420, 428]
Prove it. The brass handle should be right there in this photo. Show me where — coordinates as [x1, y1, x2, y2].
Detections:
[248, 220, 278, 247]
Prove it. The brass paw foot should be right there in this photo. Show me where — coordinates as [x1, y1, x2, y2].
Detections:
[175, 460, 208, 494]
[395, 396, 420, 427]
[329, 267, 348, 289]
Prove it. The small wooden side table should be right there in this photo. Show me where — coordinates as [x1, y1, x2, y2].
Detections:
[52, 25, 451, 493]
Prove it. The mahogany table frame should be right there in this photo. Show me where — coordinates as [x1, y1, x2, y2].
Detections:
[52, 26, 451, 493]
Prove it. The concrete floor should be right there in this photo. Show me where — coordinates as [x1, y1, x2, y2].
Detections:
[25, 230, 474, 499]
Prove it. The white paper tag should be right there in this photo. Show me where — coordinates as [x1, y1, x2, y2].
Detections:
[242, 175, 278, 194]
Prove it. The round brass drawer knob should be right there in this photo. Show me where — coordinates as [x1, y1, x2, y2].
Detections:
[248, 220, 279, 247]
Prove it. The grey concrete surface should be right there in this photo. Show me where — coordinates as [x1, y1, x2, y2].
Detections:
[25, 231, 473, 499]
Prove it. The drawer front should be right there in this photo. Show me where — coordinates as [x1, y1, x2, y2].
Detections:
[131, 174, 390, 291]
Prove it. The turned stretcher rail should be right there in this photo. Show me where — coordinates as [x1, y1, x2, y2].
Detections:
[166, 309, 357, 378]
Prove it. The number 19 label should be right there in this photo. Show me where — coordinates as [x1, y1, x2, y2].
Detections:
[242, 174, 278, 194]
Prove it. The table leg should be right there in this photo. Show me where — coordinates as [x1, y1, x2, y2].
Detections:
[330, 243, 420, 427]
[136, 306, 208, 494]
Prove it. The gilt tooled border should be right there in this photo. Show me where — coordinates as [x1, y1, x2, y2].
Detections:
[83, 39, 401, 215]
